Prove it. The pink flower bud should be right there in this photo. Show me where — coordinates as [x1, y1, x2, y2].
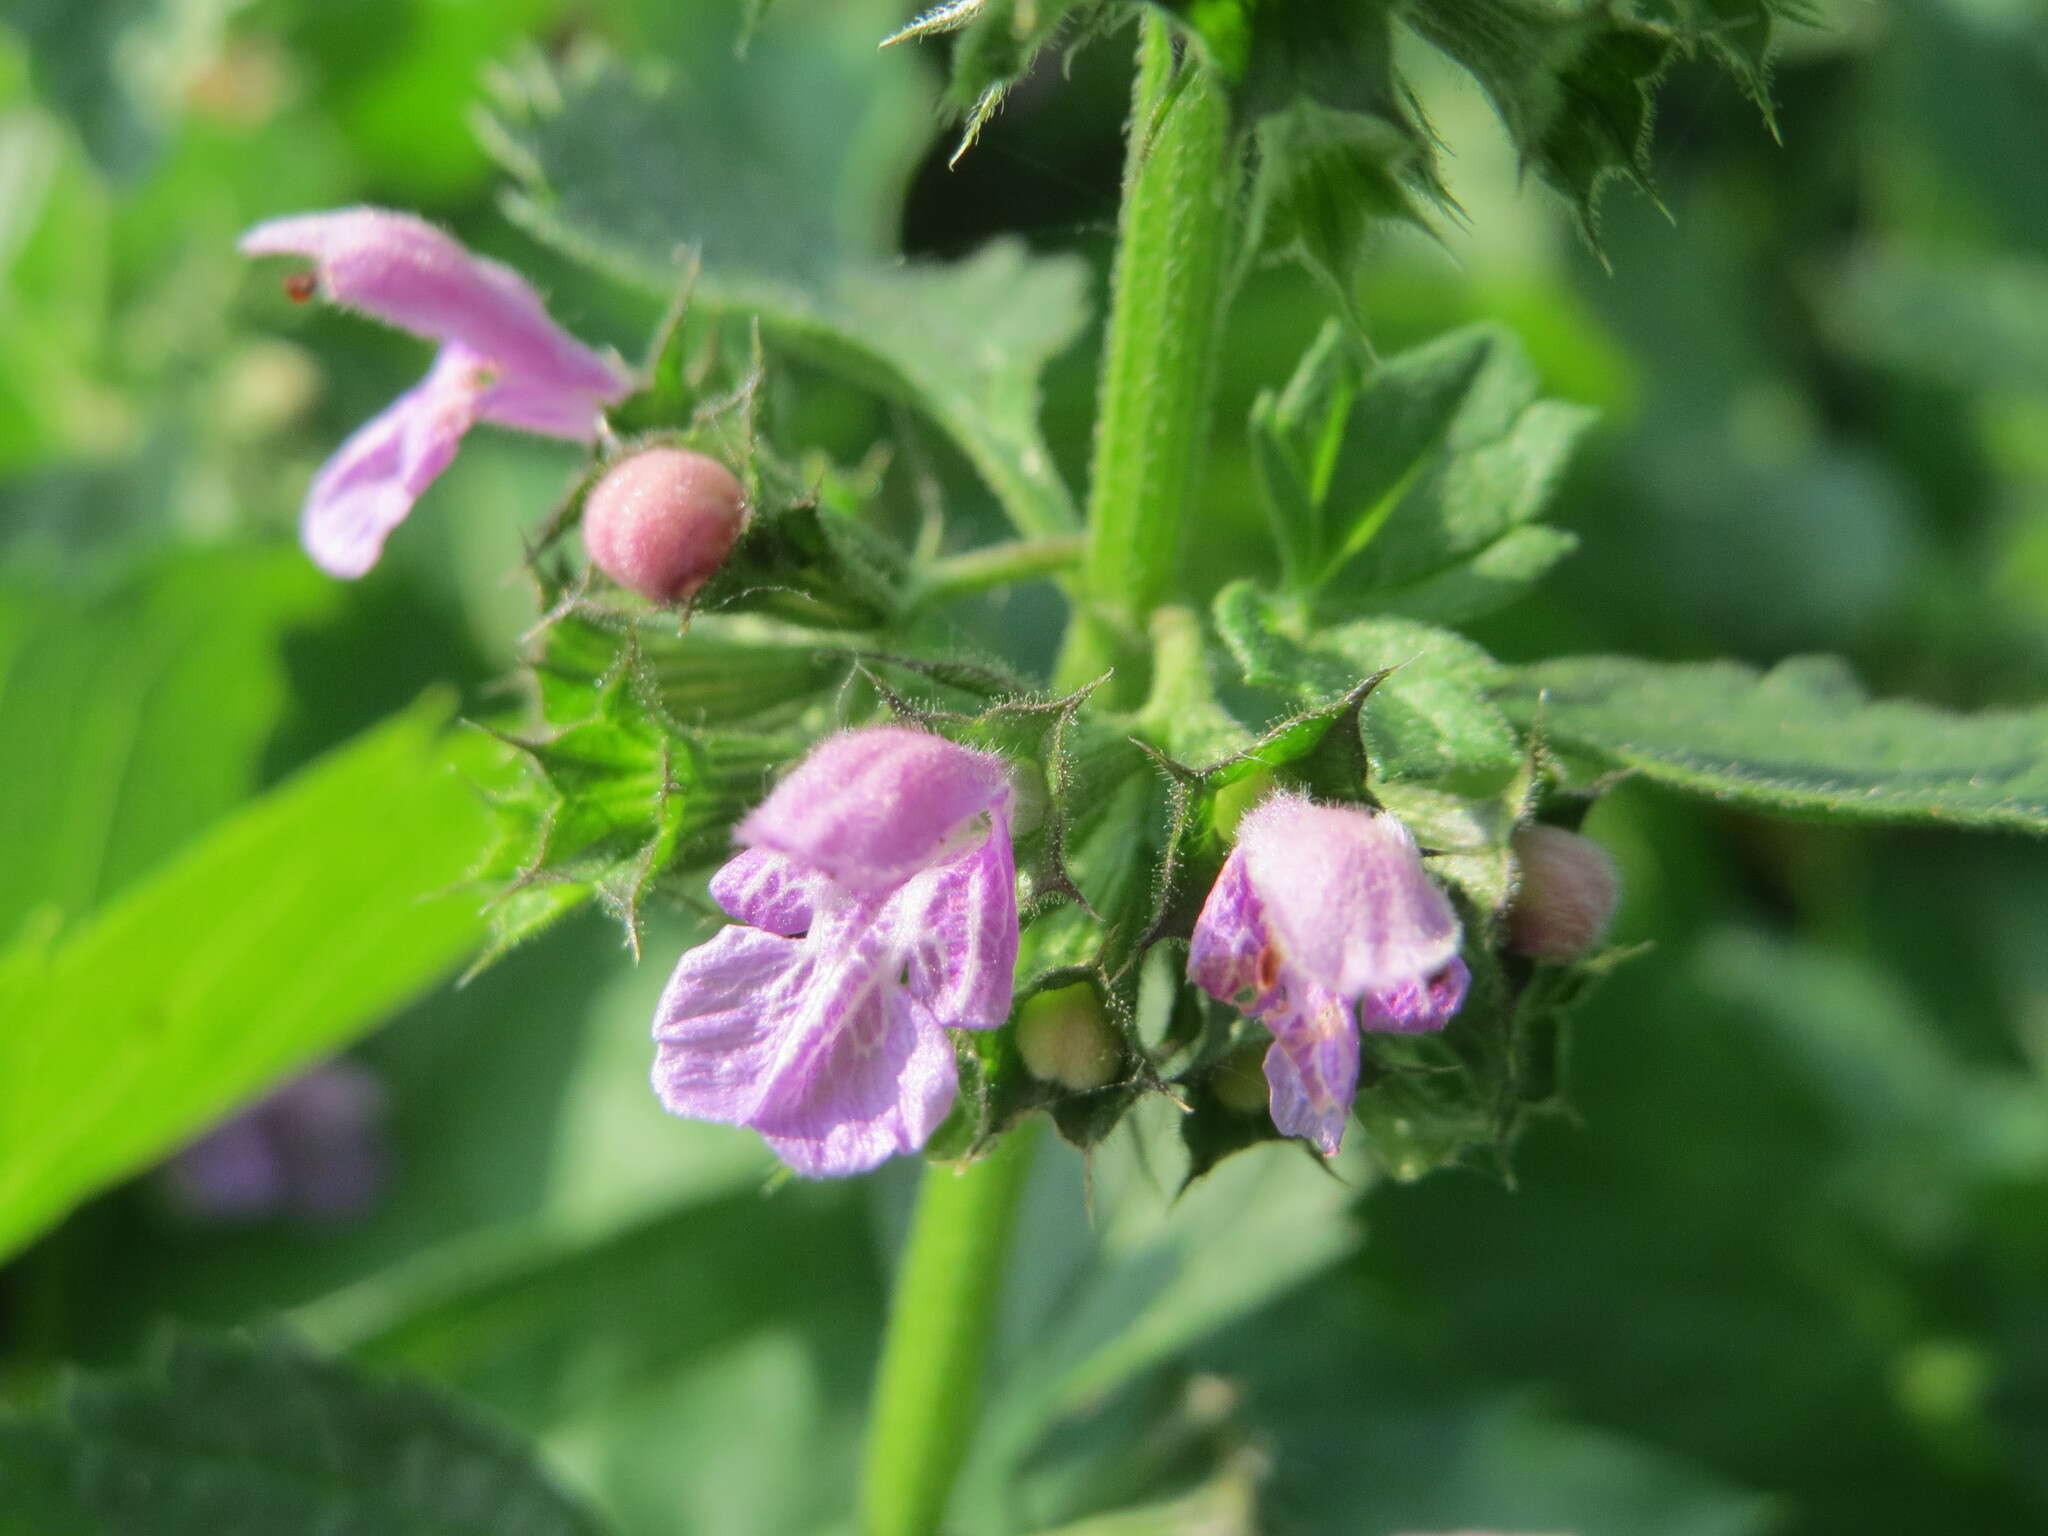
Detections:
[582, 447, 746, 605]
[1506, 823, 1620, 961]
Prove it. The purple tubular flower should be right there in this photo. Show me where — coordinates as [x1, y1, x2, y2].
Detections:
[240, 207, 633, 577]
[653, 727, 1019, 1177]
[1188, 792, 1469, 1156]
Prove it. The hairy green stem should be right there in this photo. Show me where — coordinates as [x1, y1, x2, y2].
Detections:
[859, 1120, 1040, 1536]
[1056, 16, 1235, 697]
[907, 535, 1086, 614]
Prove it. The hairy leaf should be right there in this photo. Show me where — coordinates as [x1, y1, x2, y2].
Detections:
[1214, 581, 1520, 791]
[0, 1331, 607, 1536]
[1511, 654, 2048, 833]
[477, 610, 812, 964]
[1252, 323, 1591, 619]
[481, 38, 1088, 538]
[1406, 0, 1675, 244]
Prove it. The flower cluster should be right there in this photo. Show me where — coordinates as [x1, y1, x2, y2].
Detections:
[241, 209, 1617, 1181]
[647, 731, 1479, 1174]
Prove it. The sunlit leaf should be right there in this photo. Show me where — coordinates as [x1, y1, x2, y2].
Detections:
[1512, 654, 2048, 833]
[0, 697, 488, 1262]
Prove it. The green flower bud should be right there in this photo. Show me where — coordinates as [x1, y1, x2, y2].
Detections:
[1015, 982, 1121, 1092]
[1209, 1042, 1271, 1116]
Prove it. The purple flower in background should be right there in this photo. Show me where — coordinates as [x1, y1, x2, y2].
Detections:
[163, 1061, 389, 1222]
[1189, 792, 1468, 1156]
[240, 207, 633, 577]
[653, 727, 1019, 1177]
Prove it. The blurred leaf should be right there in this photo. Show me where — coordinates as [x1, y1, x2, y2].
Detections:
[1511, 653, 2048, 833]
[1016, 1469, 1257, 1535]
[0, 1329, 608, 1536]
[952, 1113, 1360, 1528]
[0, 547, 335, 943]
[482, 36, 1089, 537]
[326, 1182, 880, 1536]
[0, 696, 488, 1262]
[4, 0, 238, 179]
[0, 109, 118, 473]
[1823, 246, 2048, 394]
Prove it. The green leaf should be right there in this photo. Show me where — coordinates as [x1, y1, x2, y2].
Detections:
[1510, 654, 2048, 833]
[1404, 0, 1677, 245]
[481, 32, 1089, 538]
[1821, 246, 2048, 395]
[0, 697, 488, 1262]
[1214, 582, 1520, 791]
[1252, 323, 1591, 620]
[951, 1110, 1359, 1527]
[0, 548, 336, 943]
[321, 1184, 881, 1536]
[6, 0, 237, 178]
[1234, 0, 1449, 301]
[478, 611, 803, 963]
[0, 1330, 608, 1536]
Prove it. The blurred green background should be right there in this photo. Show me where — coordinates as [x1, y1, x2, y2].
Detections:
[3, 1, 2047, 1532]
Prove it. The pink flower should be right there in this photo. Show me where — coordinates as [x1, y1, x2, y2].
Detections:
[651, 727, 1019, 1177]
[1189, 792, 1468, 1155]
[241, 207, 633, 577]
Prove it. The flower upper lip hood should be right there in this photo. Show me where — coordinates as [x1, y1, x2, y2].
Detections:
[241, 206, 634, 578]
[240, 208, 629, 401]
[652, 726, 1021, 1177]
[1189, 790, 1469, 1156]
[1234, 794, 1462, 997]
[736, 726, 1015, 895]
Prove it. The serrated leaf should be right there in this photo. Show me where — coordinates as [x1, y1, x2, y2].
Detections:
[480, 613, 801, 961]
[1236, 0, 1450, 299]
[1213, 581, 1520, 791]
[1509, 653, 2048, 833]
[1405, 0, 1677, 245]
[481, 39, 1088, 539]
[0, 1331, 607, 1536]
[0, 698, 488, 1263]
[1253, 323, 1592, 620]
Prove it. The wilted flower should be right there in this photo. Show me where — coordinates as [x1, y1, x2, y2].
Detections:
[1506, 822, 1619, 961]
[1188, 792, 1468, 1155]
[652, 727, 1019, 1177]
[240, 206, 633, 577]
[163, 1061, 388, 1222]
[582, 447, 747, 604]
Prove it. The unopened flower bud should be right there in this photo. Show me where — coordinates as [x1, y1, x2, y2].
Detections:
[1209, 1042, 1272, 1116]
[582, 447, 745, 605]
[1506, 822, 1619, 961]
[1015, 982, 1121, 1092]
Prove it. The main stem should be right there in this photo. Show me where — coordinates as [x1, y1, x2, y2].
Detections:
[1055, 15, 1235, 698]
[859, 27, 1237, 1535]
[859, 1119, 1039, 1536]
